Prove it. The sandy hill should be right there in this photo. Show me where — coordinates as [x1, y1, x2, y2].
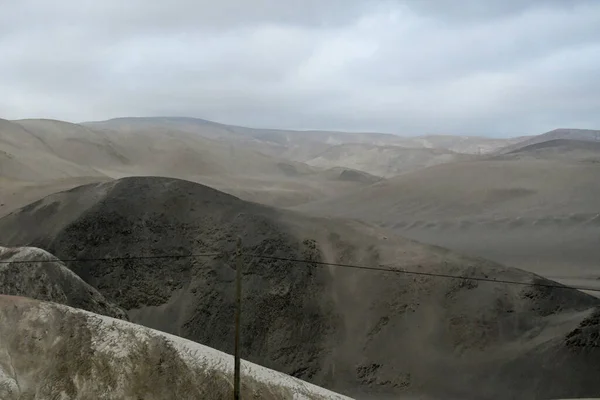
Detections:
[0, 295, 351, 400]
[1, 176, 600, 399]
[89, 117, 467, 180]
[2, 116, 527, 216]
[86, 116, 239, 139]
[0, 118, 115, 217]
[14, 118, 131, 169]
[301, 158, 600, 220]
[86, 117, 420, 161]
[305, 143, 473, 178]
[496, 139, 600, 162]
[1, 118, 381, 216]
[86, 116, 522, 162]
[84, 116, 525, 181]
[13, 117, 315, 179]
[0, 119, 105, 182]
[410, 134, 529, 154]
[497, 128, 600, 154]
[298, 156, 600, 294]
[0, 246, 126, 319]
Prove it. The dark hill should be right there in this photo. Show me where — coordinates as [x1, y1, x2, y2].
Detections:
[1, 176, 599, 399]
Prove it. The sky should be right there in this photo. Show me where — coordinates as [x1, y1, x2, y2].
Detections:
[0, 0, 599, 136]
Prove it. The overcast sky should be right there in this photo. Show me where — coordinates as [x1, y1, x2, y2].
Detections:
[1, 0, 599, 136]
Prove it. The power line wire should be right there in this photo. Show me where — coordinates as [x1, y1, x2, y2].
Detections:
[0, 252, 221, 265]
[2, 250, 600, 293]
[254, 254, 600, 293]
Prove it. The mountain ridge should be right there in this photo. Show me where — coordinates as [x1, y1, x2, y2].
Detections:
[497, 128, 600, 154]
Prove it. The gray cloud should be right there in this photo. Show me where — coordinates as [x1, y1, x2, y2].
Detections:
[404, 0, 594, 23]
[0, 0, 599, 136]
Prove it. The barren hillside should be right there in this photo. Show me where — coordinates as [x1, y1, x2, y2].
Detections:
[411, 134, 529, 154]
[2, 116, 528, 216]
[301, 158, 600, 220]
[495, 139, 600, 162]
[298, 152, 600, 293]
[0, 295, 351, 400]
[0, 246, 126, 319]
[85, 117, 426, 161]
[497, 128, 600, 154]
[305, 143, 472, 177]
[0, 118, 381, 215]
[87, 117, 522, 161]
[1, 176, 599, 399]
[0, 119, 106, 182]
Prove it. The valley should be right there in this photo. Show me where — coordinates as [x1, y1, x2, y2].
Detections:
[1, 117, 599, 399]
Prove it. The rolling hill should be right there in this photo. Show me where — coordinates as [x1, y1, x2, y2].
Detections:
[1, 116, 530, 217]
[0, 118, 381, 216]
[497, 128, 600, 154]
[409, 134, 529, 154]
[298, 151, 600, 294]
[305, 143, 472, 177]
[87, 117, 524, 157]
[85, 116, 414, 162]
[1, 176, 599, 399]
[301, 158, 600, 220]
[496, 139, 600, 162]
[0, 119, 105, 182]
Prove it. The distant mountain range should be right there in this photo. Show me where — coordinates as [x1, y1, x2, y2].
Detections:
[496, 128, 600, 154]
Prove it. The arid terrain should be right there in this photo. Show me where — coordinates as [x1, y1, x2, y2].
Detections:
[1, 117, 600, 399]
[299, 134, 600, 296]
[304, 143, 473, 178]
[0, 246, 127, 319]
[0, 118, 384, 214]
[1, 174, 600, 399]
[4, 0, 600, 397]
[1, 117, 520, 217]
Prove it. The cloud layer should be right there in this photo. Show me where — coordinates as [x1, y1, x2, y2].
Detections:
[1, 0, 599, 136]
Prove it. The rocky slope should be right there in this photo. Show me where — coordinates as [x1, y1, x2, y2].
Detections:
[1, 176, 599, 399]
[0, 295, 351, 400]
[0, 246, 126, 319]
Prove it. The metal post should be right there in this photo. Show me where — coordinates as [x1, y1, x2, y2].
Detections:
[233, 237, 242, 400]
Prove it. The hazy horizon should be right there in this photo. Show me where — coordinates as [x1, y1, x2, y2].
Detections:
[1, 0, 599, 136]
[5, 114, 599, 139]
[2, 2, 600, 399]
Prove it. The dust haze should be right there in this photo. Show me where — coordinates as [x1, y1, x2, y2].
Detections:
[2, 0, 600, 399]
[1, 117, 600, 399]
